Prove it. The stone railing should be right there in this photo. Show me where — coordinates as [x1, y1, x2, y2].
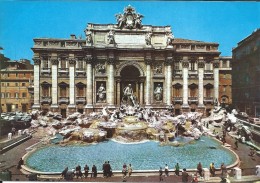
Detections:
[41, 96, 51, 104]
[173, 97, 183, 103]
[58, 97, 69, 104]
[76, 96, 86, 104]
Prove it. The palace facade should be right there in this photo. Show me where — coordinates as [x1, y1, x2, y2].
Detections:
[32, 6, 221, 117]
[232, 29, 260, 117]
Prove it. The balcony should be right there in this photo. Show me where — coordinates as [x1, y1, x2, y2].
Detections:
[76, 68, 86, 77]
[204, 70, 213, 79]
[173, 97, 183, 103]
[58, 68, 69, 77]
[76, 96, 86, 104]
[41, 68, 51, 76]
[204, 97, 214, 103]
[188, 97, 198, 103]
[188, 70, 198, 78]
[173, 70, 182, 78]
[58, 97, 69, 104]
[41, 96, 52, 104]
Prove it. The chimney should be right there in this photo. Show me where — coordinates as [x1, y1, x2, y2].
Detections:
[70, 34, 76, 39]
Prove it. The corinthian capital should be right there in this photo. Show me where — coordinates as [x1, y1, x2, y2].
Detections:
[33, 57, 41, 65]
[84, 55, 93, 64]
[107, 57, 115, 65]
[145, 58, 152, 65]
[213, 60, 219, 68]
[198, 60, 205, 68]
[165, 57, 173, 66]
[68, 58, 76, 65]
[51, 58, 59, 65]
[182, 60, 189, 68]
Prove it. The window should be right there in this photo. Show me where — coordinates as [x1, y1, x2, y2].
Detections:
[7, 73, 9, 77]
[190, 62, 195, 71]
[1, 83, 4, 87]
[60, 87, 67, 97]
[174, 62, 180, 70]
[15, 93, 19, 98]
[7, 83, 9, 87]
[22, 93, 27, 98]
[61, 60, 66, 69]
[223, 74, 226, 79]
[1, 93, 4, 98]
[23, 73, 26, 77]
[15, 83, 19, 87]
[77, 60, 83, 69]
[6, 93, 10, 98]
[222, 60, 227, 68]
[205, 62, 211, 70]
[16, 73, 18, 77]
[77, 86, 84, 96]
[42, 86, 49, 96]
[22, 83, 26, 86]
[190, 88, 196, 97]
[43, 60, 49, 68]
[16, 104, 18, 109]
[206, 89, 211, 97]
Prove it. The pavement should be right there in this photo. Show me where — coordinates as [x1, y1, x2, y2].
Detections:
[0, 127, 260, 182]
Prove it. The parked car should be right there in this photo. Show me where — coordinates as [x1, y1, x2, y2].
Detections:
[249, 117, 260, 125]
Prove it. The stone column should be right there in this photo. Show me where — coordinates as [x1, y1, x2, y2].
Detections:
[182, 60, 189, 109]
[139, 81, 144, 105]
[85, 56, 93, 110]
[165, 57, 173, 106]
[198, 59, 205, 108]
[145, 59, 152, 107]
[107, 58, 115, 108]
[213, 60, 219, 102]
[32, 58, 41, 109]
[51, 58, 59, 110]
[68, 58, 76, 112]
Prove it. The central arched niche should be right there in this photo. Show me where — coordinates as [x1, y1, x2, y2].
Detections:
[120, 65, 141, 103]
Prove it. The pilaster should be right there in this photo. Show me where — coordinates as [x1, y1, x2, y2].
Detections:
[165, 57, 173, 106]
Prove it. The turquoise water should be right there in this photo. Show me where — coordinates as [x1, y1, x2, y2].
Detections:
[26, 136, 236, 172]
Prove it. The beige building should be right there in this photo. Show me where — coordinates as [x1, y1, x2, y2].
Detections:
[32, 6, 220, 117]
[219, 56, 232, 106]
[0, 59, 34, 112]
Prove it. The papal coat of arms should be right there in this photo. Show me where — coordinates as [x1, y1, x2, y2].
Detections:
[115, 5, 144, 29]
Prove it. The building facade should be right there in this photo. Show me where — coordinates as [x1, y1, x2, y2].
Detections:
[219, 56, 232, 106]
[32, 6, 221, 117]
[0, 59, 34, 113]
[232, 29, 260, 117]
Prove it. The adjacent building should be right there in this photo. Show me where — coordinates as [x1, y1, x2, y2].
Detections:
[0, 59, 34, 112]
[32, 5, 221, 117]
[219, 56, 232, 106]
[232, 29, 260, 117]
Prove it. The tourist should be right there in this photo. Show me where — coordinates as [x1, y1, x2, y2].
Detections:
[191, 173, 198, 183]
[209, 162, 215, 177]
[128, 163, 133, 177]
[91, 165, 97, 178]
[102, 161, 108, 177]
[165, 164, 169, 177]
[159, 167, 163, 181]
[234, 139, 238, 149]
[182, 168, 189, 183]
[17, 158, 24, 169]
[84, 164, 89, 178]
[11, 127, 16, 136]
[220, 163, 227, 179]
[122, 163, 127, 178]
[108, 161, 113, 177]
[175, 163, 180, 176]
[249, 148, 256, 159]
[197, 162, 203, 177]
[61, 167, 68, 179]
[75, 165, 82, 178]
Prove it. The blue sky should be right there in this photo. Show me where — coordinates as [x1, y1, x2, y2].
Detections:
[0, 1, 259, 61]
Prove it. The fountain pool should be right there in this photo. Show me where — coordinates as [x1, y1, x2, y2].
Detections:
[25, 136, 237, 173]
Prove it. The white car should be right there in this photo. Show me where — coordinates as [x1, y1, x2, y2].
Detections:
[249, 118, 260, 125]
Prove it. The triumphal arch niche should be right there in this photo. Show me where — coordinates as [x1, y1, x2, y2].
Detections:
[32, 5, 220, 115]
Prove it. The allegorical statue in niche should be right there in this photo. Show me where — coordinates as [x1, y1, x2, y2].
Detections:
[86, 31, 93, 44]
[154, 84, 163, 101]
[121, 84, 137, 106]
[107, 30, 115, 44]
[145, 32, 152, 46]
[97, 83, 106, 102]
